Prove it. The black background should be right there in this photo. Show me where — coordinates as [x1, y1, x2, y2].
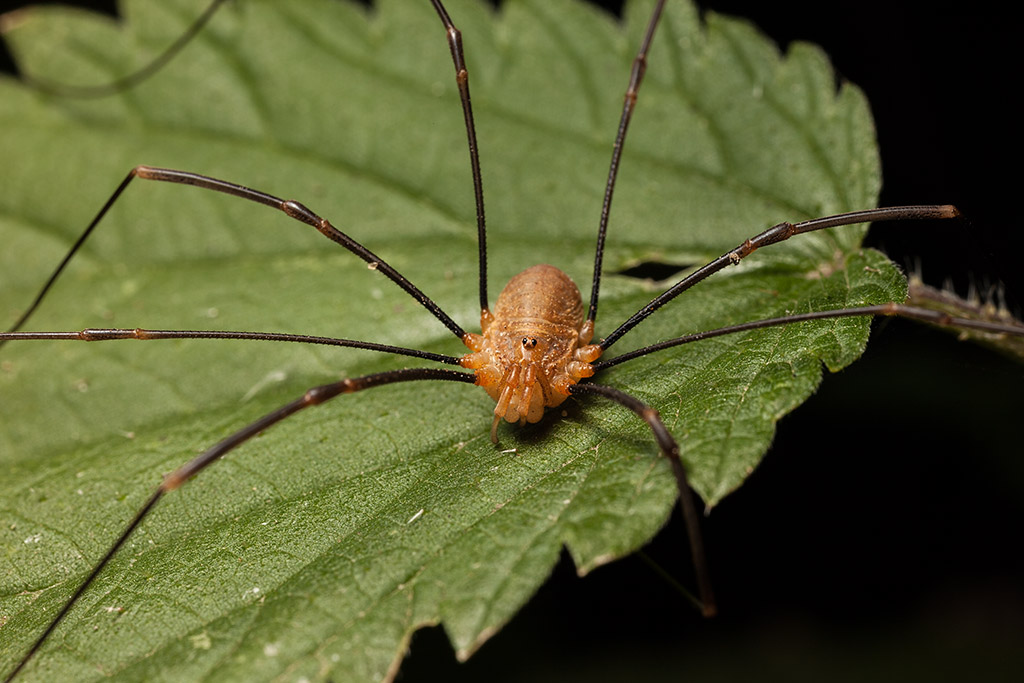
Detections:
[2, 1, 1021, 681]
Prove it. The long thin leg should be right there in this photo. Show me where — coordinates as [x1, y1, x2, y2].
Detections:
[567, 381, 716, 618]
[594, 302, 1024, 371]
[600, 204, 961, 350]
[430, 0, 489, 313]
[0, 166, 466, 347]
[2, 367, 475, 683]
[17, 0, 229, 99]
[587, 0, 667, 325]
[0, 327, 462, 364]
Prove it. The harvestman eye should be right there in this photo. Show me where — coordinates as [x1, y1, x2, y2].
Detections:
[1, 0, 1022, 681]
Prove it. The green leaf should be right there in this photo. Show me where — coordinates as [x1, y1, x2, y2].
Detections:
[0, 0, 902, 680]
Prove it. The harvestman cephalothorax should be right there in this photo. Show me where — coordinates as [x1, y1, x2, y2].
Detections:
[1, 0, 1022, 680]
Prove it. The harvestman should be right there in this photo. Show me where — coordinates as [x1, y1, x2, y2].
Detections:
[2, 0, 1023, 680]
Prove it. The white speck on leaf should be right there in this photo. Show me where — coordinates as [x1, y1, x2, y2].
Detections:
[190, 632, 212, 650]
[242, 370, 287, 401]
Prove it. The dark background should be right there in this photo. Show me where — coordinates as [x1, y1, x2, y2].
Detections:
[2, 1, 1021, 680]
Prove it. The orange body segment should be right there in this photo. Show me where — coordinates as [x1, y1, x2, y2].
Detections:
[460, 264, 602, 441]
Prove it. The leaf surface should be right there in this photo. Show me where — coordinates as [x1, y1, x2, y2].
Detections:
[0, 0, 901, 680]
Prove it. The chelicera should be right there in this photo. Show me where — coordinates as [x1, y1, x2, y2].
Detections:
[2, 0, 1023, 681]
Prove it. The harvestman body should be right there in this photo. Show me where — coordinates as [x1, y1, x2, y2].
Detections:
[462, 264, 602, 438]
[3, 0, 1023, 680]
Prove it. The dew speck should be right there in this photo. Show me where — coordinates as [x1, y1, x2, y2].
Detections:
[242, 370, 288, 401]
[190, 632, 212, 650]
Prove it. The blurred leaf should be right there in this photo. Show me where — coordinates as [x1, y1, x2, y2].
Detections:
[0, 0, 899, 680]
